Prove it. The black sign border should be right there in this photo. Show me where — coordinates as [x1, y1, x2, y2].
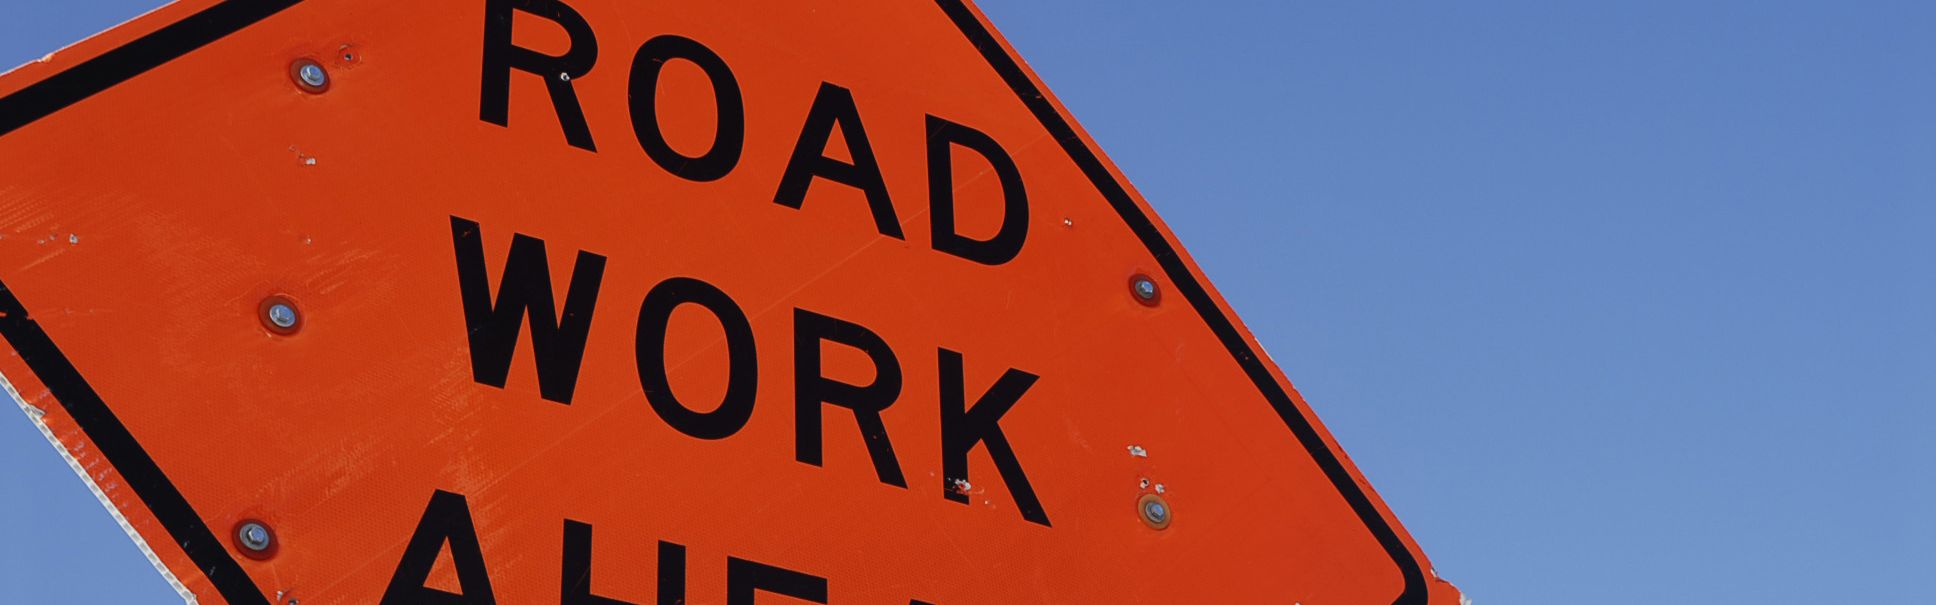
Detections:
[932, 4, 1428, 602]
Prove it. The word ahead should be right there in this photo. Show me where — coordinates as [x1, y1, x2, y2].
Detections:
[381, 490, 942, 605]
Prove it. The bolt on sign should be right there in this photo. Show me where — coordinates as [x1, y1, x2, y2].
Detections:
[0, 1, 1462, 604]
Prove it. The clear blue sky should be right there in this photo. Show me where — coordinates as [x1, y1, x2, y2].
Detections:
[2, 1, 1930, 603]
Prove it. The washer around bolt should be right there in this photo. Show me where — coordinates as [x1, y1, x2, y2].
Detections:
[259, 295, 301, 335]
[1138, 493, 1172, 530]
[289, 58, 329, 93]
[1128, 274, 1161, 306]
[234, 519, 278, 560]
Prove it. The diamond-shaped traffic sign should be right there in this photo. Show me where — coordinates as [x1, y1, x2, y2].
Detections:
[0, 1, 1460, 603]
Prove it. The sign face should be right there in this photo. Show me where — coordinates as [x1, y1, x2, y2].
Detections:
[0, 1, 1460, 603]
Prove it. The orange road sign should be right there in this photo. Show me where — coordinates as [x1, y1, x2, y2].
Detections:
[0, 1, 1461, 603]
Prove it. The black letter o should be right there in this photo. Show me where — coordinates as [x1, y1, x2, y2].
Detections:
[636, 277, 758, 440]
[628, 35, 745, 182]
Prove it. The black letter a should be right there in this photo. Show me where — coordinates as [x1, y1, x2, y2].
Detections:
[381, 490, 497, 605]
[452, 216, 606, 404]
[773, 83, 903, 239]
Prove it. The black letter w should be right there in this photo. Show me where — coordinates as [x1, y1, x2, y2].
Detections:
[451, 216, 606, 404]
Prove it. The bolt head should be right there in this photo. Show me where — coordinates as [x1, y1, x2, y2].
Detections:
[1137, 493, 1173, 530]
[289, 59, 329, 93]
[240, 524, 269, 548]
[268, 304, 297, 328]
[1128, 274, 1161, 306]
[235, 520, 276, 558]
[299, 64, 327, 87]
[259, 295, 302, 335]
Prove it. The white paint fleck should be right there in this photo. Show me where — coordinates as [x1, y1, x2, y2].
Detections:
[67, 233, 78, 244]
[1154, 483, 1166, 494]
[289, 145, 319, 166]
[1127, 445, 1147, 457]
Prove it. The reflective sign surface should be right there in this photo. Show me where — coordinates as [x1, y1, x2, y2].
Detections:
[0, 1, 1461, 603]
